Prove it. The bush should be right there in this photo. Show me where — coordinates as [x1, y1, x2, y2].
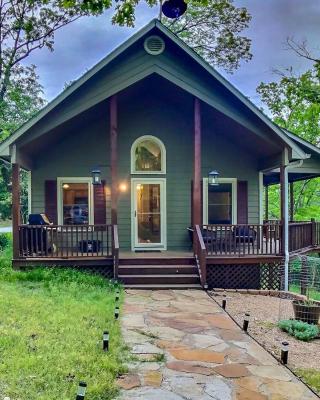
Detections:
[278, 319, 319, 341]
[0, 232, 12, 251]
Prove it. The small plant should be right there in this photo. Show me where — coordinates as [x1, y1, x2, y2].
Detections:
[278, 319, 319, 341]
[0, 232, 12, 251]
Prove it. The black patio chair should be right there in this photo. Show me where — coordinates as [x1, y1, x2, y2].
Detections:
[233, 226, 257, 245]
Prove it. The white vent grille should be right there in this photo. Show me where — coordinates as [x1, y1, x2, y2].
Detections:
[144, 35, 165, 55]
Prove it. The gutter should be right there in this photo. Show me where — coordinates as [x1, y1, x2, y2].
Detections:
[283, 159, 304, 291]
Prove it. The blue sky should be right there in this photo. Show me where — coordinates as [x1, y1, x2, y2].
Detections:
[27, 0, 320, 110]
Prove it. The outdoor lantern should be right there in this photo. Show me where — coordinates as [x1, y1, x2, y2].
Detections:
[208, 170, 219, 186]
[281, 341, 289, 365]
[76, 381, 87, 400]
[91, 167, 101, 185]
[162, 0, 187, 19]
[243, 313, 250, 332]
[103, 330, 109, 351]
[115, 307, 120, 320]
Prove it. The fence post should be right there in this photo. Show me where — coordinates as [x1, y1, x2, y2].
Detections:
[300, 255, 308, 296]
[311, 218, 316, 247]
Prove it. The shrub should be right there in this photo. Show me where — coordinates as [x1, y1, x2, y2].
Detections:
[278, 319, 319, 341]
[0, 232, 12, 251]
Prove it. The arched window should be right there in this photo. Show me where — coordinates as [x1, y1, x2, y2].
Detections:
[131, 136, 166, 174]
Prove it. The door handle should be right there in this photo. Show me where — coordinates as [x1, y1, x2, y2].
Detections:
[135, 210, 137, 217]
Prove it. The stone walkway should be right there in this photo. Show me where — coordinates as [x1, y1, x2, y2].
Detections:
[117, 289, 317, 400]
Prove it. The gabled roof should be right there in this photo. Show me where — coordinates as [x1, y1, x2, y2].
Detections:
[0, 19, 309, 160]
[282, 128, 320, 156]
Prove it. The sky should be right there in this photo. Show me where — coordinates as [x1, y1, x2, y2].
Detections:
[27, 0, 320, 109]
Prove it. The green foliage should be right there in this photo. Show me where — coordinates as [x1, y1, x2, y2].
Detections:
[278, 319, 319, 341]
[0, 246, 126, 400]
[163, 0, 252, 72]
[0, 233, 12, 251]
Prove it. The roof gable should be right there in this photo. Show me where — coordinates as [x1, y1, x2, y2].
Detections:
[0, 19, 308, 160]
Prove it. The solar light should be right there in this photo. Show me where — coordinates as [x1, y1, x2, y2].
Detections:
[208, 170, 219, 186]
[115, 292, 120, 301]
[115, 307, 120, 320]
[76, 381, 87, 400]
[103, 331, 109, 351]
[91, 167, 101, 185]
[222, 298, 227, 310]
[204, 283, 208, 291]
[281, 341, 289, 365]
[243, 313, 250, 332]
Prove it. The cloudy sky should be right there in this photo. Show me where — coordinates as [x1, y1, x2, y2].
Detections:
[27, 0, 320, 109]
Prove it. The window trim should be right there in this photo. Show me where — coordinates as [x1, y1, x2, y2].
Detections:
[202, 178, 237, 224]
[57, 177, 94, 225]
[131, 135, 166, 174]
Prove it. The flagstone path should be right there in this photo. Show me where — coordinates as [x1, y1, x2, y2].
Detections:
[117, 289, 317, 399]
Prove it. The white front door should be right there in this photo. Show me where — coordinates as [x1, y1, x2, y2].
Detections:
[131, 178, 166, 250]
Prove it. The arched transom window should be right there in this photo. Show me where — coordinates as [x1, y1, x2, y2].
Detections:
[131, 136, 166, 174]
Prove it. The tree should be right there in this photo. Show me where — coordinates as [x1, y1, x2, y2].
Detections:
[163, 0, 252, 72]
[257, 42, 320, 220]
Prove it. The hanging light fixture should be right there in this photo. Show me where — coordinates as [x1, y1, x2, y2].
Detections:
[91, 167, 101, 185]
[208, 170, 219, 186]
[162, 0, 187, 19]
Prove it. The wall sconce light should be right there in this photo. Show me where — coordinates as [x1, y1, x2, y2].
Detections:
[76, 381, 87, 400]
[103, 331, 109, 351]
[119, 182, 127, 192]
[208, 170, 219, 186]
[91, 168, 101, 185]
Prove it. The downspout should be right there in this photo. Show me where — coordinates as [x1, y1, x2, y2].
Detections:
[283, 159, 304, 291]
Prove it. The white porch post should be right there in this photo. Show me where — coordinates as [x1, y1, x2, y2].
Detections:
[280, 149, 289, 291]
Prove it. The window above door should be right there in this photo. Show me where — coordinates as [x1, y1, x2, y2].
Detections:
[203, 178, 237, 224]
[131, 135, 166, 174]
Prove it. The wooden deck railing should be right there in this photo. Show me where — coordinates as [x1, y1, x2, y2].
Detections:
[202, 224, 282, 257]
[194, 225, 207, 287]
[289, 220, 320, 252]
[18, 224, 114, 258]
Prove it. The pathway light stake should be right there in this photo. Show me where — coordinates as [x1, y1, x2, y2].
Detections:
[281, 341, 289, 365]
[115, 307, 120, 320]
[243, 313, 250, 332]
[115, 292, 120, 301]
[76, 381, 87, 400]
[222, 298, 227, 310]
[103, 331, 109, 351]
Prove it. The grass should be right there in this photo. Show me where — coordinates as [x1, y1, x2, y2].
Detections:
[295, 368, 320, 394]
[0, 246, 127, 400]
[289, 284, 320, 301]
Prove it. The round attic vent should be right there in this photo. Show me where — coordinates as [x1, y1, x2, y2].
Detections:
[144, 35, 165, 55]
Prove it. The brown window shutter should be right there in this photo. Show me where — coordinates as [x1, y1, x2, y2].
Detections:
[94, 180, 106, 227]
[45, 180, 57, 224]
[237, 180, 248, 224]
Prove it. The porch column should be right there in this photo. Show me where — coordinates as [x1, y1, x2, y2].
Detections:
[110, 95, 118, 225]
[289, 181, 294, 222]
[280, 164, 286, 253]
[12, 163, 20, 259]
[280, 149, 289, 290]
[265, 185, 269, 220]
[193, 97, 201, 227]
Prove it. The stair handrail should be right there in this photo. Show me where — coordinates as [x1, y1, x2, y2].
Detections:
[194, 225, 207, 288]
[112, 224, 119, 279]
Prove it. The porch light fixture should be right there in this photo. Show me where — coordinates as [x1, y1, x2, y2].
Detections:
[243, 313, 250, 332]
[103, 331, 109, 351]
[208, 170, 219, 186]
[281, 341, 289, 365]
[119, 182, 127, 192]
[91, 168, 101, 185]
[162, 0, 187, 18]
[76, 381, 87, 400]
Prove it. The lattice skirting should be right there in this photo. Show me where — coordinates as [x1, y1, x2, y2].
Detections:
[206, 262, 285, 290]
[75, 265, 114, 280]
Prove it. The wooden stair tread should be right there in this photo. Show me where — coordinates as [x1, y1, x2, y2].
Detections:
[119, 274, 199, 278]
[124, 283, 202, 289]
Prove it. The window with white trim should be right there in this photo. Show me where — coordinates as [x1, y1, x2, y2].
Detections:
[203, 178, 237, 224]
[57, 178, 94, 225]
[131, 135, 166, 174]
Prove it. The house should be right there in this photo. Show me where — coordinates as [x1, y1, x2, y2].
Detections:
[1, 19, 319, 289]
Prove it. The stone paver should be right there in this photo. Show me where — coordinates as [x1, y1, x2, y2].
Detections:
[118, 290, 317, 399]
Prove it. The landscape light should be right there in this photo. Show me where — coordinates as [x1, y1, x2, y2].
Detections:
[115, 307, 120, 320]
[103, 331, 109, 351]
[76, 381, 87, 400]
[281, 341, 289, 365]
[222, 297, 227, 310]
[243, 313, 250, 332]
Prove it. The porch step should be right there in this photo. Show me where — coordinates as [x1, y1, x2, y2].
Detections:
[119, 257, 195, 266]
[118, 265, 198, 275]
[124, 283, 202, 290]
[118, 274, 200, 285]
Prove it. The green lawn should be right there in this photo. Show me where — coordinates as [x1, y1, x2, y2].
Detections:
[289, 284, 320, 301]
[295, 369, 320, 395]
[0, 247, 127, 400]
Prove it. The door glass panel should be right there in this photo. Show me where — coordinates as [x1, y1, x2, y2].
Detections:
[208, 183, 232, 224]
[136, 183, 161, 244]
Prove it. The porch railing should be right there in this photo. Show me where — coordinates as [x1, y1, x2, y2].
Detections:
[194, 225, 207, 287]
[289, 220, 320, 252]
[18, 224, 114, 258]
[202, 223, 282, 257]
